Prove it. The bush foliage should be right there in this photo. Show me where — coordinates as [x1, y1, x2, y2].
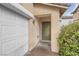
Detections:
[58, 21, 79, 56]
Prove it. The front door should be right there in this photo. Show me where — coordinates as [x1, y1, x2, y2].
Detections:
[42, 22, 51, 42]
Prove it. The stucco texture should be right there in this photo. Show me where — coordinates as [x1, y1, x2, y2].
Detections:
[22, 3, 60, 53]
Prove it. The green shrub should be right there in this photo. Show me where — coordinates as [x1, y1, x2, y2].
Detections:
[58, 21, 79, 56]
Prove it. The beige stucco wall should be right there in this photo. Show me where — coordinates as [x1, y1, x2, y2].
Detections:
[22, 3, 60, 53]
[21, 3, 34, 14]
[21, 3, 40, 51]
[34, 4, 60, 16]
[28, 19, 40, 51]
[34, 4, 60, 53]
[51, 13, 60, 53]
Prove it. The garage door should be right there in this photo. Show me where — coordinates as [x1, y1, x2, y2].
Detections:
[0, 5, 28, 56]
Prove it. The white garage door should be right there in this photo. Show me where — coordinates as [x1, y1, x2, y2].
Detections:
[0, 5, 28, 56]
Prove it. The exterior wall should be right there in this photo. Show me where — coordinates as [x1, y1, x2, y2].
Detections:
[51, 14, 60, 53]
[0, 5, 29, 56]
[28, 18, 40, 51]
[22, 3, 40, 51]
[22, 3, 61, 53]
[34, 4, 60, 53]
[34, 4, 60, 15]
[21, 3, 34, 14]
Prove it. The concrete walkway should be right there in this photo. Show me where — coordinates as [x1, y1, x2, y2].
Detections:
[25, 42, 58, 56]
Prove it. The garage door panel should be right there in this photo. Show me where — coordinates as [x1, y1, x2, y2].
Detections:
[0, 5, 28, 55]
[0, 19, 27, 28]
[2, 39, 17, 54]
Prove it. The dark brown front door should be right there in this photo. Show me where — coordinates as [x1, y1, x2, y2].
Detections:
[42, 22, 51, 41]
